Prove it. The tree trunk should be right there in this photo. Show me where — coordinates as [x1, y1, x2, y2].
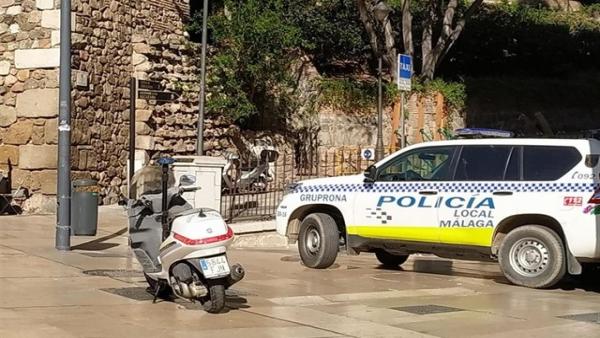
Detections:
[401, 0, 414, 57]
[420, 0, 437, 80]
[356, 0, 380, 61]
[421, 0, 484, 80]
[383, 18, 397, 81]
[357, 0, 397, 80]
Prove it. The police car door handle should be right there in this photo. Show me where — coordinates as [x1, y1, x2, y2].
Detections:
[419, 190, 438, 195]
[493, 191, 513, 196]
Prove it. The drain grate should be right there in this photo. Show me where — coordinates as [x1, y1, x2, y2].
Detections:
[392, 305, 464, 315]
[83, 269, 143, 278]
[558, 313, 600, 325]
[101, 287, 155, 301]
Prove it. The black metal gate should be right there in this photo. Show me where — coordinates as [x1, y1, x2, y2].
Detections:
[220, 146, 384, 223]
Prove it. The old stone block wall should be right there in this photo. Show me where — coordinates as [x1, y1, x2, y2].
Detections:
[0, 0, 210, 210]
[0, 0, 62, 212]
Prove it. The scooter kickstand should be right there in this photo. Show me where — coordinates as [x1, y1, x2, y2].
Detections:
[152, 281, 163, 304]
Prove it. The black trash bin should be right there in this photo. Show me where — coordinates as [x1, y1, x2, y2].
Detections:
[71, 179, 99, 236]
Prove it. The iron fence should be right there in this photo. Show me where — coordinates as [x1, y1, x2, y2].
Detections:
[220, 146, 391, 223]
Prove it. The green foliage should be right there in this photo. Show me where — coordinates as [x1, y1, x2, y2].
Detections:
[285, 0, 370, 71]
[442, 3, 600, 77]
[412, 79, 466, 111]
[319, 78, 399, 113]
[185, 0, 600, 126]
[585, 3, 600, 16]
[188, 0, 302, 123]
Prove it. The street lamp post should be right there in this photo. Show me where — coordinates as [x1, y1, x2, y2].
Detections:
[56, 0, 72, 251]
[196, 0, 209, 156]
[375, 56, 384, 161]
[372, 2, 391, 161]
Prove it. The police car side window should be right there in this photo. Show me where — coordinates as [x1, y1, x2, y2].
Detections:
[377, 147, 455, 182]
[454, 145, 513, 181]
[523, 146, 582, 181]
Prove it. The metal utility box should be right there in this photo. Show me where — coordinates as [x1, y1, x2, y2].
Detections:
[172, 156, 227, 211]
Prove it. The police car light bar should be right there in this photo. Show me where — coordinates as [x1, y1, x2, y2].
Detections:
[454, 128, 515, 139]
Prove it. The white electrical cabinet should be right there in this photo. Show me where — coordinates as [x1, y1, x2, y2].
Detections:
[172, 156, 227, 212]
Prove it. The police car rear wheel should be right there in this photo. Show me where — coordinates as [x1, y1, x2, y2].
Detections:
[298, 213, 339, 269]
[499, 225, 566, 289]
[375, 250, 409, 267]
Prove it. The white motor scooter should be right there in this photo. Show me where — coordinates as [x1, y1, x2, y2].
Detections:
[124, 157, 244, 313]
[222, 145, 279, 192]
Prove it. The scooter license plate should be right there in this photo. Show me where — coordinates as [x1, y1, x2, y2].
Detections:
[199, 255, 230, 279]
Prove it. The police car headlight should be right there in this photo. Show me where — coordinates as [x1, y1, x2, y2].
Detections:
[284, 182, 302, 196]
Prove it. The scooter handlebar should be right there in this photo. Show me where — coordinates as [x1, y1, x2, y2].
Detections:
[179, 186, 202, 193]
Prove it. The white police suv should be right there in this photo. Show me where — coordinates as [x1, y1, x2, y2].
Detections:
[276, 130, 600, 288]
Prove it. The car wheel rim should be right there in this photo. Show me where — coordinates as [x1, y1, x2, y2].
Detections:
[305, 227, 321, 255]
[509, 237, 550, 278]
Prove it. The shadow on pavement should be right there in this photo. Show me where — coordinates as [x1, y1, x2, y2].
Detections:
[558, 265, 600, 293]
[384, 259, 502, 281]
[100, 286, 250, 313]
[72, 227, 127, 251]
[380, 259, 600, 293]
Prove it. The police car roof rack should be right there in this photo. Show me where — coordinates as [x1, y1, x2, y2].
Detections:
[454, 128, 515, 139]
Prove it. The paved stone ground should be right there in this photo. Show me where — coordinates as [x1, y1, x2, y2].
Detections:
[1, 208, 600, 337]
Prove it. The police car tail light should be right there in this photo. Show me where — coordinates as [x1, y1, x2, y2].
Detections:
[173, 226, 234, 245]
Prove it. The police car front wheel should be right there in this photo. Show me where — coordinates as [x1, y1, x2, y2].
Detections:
[498, 225, 566, 289]
[298, 213, 340, 269]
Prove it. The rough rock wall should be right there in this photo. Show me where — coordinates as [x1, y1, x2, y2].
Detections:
[405, 92, 464, 145]
[129, 1, 256, 167]
[71, 0, 135, 205]
[318, 92, 464, 149]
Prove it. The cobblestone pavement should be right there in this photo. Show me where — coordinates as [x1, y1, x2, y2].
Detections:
[1, 209, 600, 337]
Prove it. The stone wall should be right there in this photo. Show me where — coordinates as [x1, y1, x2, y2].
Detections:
[317, 92, 464, 149]
[0, 0, 208, 210]
[70, 0, 135, 205]
[404, 92, 465, 145]
[0, 0, 62, 213]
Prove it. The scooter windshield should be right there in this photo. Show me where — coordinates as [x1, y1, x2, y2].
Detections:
[131, 164, 176, 198]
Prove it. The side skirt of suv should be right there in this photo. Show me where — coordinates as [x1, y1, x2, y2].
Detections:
[348, 235, 494, 262]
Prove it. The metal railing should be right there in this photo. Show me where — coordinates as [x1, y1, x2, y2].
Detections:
[220, 146, 388, 223]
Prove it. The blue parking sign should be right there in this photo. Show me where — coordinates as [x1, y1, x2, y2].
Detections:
[397, 54, 412, 91]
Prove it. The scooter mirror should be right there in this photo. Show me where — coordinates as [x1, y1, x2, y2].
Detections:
[180, 174, 196, 186]
[157, 157, 175, 166]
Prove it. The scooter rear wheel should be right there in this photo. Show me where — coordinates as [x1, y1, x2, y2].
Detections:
[202, 283, 226, 313]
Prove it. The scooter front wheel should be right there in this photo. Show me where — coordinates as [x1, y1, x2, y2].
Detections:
[201, 283, 225, 313]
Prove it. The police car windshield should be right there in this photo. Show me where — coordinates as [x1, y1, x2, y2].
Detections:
[378, 147, 455, 182]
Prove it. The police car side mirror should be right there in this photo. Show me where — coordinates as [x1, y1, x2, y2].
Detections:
[364, 165, 377, 183]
